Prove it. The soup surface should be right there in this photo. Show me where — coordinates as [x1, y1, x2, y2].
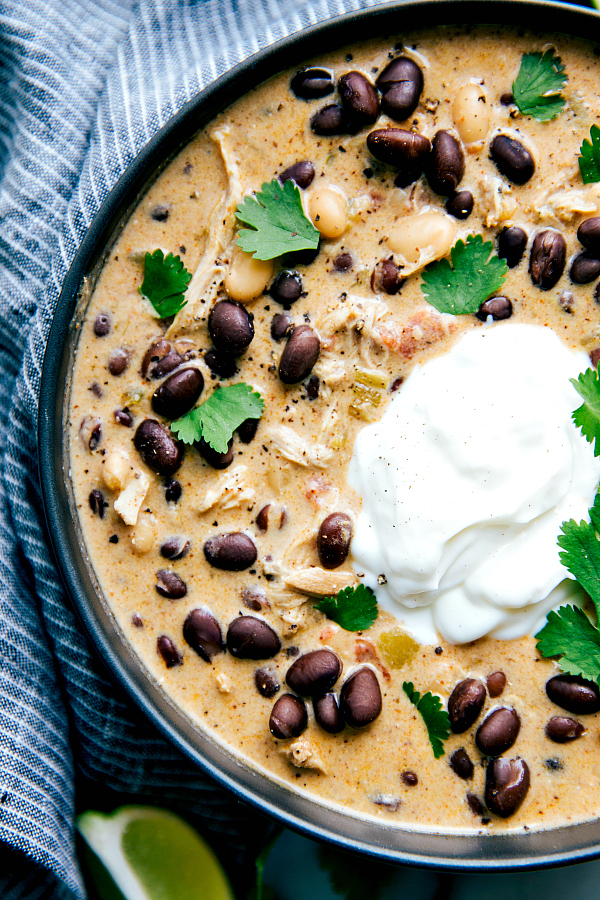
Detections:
[69, 25, 600, 833]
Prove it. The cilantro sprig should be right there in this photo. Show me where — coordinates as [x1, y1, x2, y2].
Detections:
[171, 383, 264, 454]
[571, 367, 600, 457]
[421, 235, 507, 316]
[140, 250, 192, 318]
[536, 605, 600, 683]
[512, 49, 567, 121]
[236, 178, 320, 261]
[579, 125, 600, 185]
[315, 584, 378, 632]
[402, 682, 450, 759]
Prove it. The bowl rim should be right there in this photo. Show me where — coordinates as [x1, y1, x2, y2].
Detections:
[38, 0, 600, 871]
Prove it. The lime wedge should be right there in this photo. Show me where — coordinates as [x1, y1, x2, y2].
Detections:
[78, 805, 234, 900]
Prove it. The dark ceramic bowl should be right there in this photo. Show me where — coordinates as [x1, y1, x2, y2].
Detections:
[39, 0, 600, 870]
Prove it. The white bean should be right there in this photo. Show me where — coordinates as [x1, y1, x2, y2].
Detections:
[131, 514, 155, 554]
[225, 247, 273, 303]
[309, 186, 348, 239]
[102, 448, 130, 491]
[452, 83, 490, 146]
[388, 212, 455, 266]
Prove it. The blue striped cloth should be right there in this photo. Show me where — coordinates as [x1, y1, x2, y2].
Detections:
[0, 0, 392, 896]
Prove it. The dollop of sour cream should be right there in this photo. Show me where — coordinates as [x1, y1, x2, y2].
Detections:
[349, 323, 600, 645]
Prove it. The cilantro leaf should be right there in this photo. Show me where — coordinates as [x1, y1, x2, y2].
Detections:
[558, 516, 600, 619]
[579, 125, 600, 185]
[571, 367, 600, 456]
[139, 249, 192, 318]
[171, 383, 264, 454]
[512, 49, 566, 121]
[421, 235, 508, 315]
[402, 682, 450, 759]
[315, 584, 378, 632]
[236, 179, 320, 261]
[535, 605, 600, 683]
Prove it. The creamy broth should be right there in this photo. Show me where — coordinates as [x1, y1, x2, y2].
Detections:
[69, 25, 600, 833]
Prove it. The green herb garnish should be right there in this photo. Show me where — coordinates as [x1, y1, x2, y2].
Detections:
[536, 605, 600, 683]
[421, 235, 508, 316]
[512, 49, 566, 121]
[402, 681, 450, 759]
[579, 125, 600, 184]
[571, 366, 600, 457]
[315, 584, 378, 632]
[235, 178, 320, 261]
[139, 249, 192, 318]
[171, 383, 264, 454]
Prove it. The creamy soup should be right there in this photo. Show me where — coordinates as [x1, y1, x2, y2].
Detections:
[69, 25, 600, 833]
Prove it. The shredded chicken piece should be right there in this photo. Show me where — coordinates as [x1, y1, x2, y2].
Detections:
[319, 294, 389, 343]
[268, 426, 334, 468]
[313, 353, 347, 386]
[215, 672, 233, 694]
[283, 568, 357, 597]
[196, 465, 255, 513]
[114, 470, 151, 526]
[305, 474, 339, 509]
[278, 605, 310, 636]
[375, 308, 455, 358]
[480, 175, 517, 228]
[534, 186, 600, 224]
[279, 738, 327, 773]
[168, 126, 243, 335]
[355, 638, 392, 682]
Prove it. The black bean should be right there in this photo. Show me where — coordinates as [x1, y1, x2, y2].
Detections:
[132, 614, 143, 628]
[271, 313, 293, 341]
[340, 667, 382, 728]
[338, 71, 379, 131]
[108, 348, 131, 376]
[279, 325, 320, 384]
[93, 313, 111, 336]
[198, 437, 234, 470]
[282, 241, 321, 268]
[241, 585, 268, 611]
[486, 671, 507, 698]
[450, 748, 474, 780]
[476, 707, 521, 756]
[280, 160, 315, 189]
[476, 296, 513, 321]
[134, 419, 184, 477]
[317, 512, 353, 569]
[306, 374, 320, 400]
[333, 252, 353, 271]
[570, 252, 600, 284]
[255, 668, 280, 698]
[311, 104, 347, 136]
[80, 416, 102, 451]
[269, 270, 303, 307]
[578, 217, 600, 255]
[286, 649, 342, 696]
[529, 231, 567, 290]
[466, 793, 484, 816]
[314, 693, 344, 734]
[204, 348, 237, 379]
[151, 204, 170, 221]
[227, 616, 281, 659]
[426, 130, 464, 196]
[448, 678, 486, 733]
[376, 57, 423, 121]
[546, 674, 600, 714]
[592, 347, 600, 367]
[484, 758, 530, 818]
[204, 532, 257, 571]
[155, 569, 187, 599]
[183, 608, 224, 661]
[498, 226, 528, 268]
[446, 190, 473, 220]
[269, 693, 308, 739]
[399, 771, 417, 787]
[291, 67, 334, 100]
[490, 135, 535, 184]
[500, 92, 514, 106]
[114, 408, 133, 427]
[546, 715, 585, 743]
[256, 505, 270, 532]
[152, 367, 204, 420]
[89, 382, 103, 398]
[237, 417, 259, 443]
[89, 489, 105, 518]
[371, 258, 404, 295]
[160, 537, 190, 560]
[366, 128, 430, 187]
[157, 635, 182, 668]
[209, 300, 254, 356]
[141, 339, 186, 379]
[164, 479, 181, 503]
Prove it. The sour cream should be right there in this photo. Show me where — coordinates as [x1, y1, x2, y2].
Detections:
[348, 323, 600, 645]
